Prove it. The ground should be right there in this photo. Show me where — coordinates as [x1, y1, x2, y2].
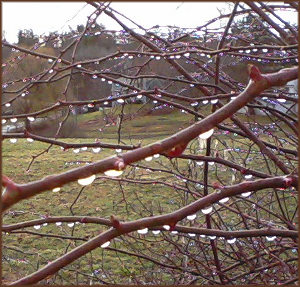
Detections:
[2, 106, 297, 284]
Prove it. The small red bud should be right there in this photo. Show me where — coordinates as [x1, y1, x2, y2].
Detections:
[248, 64, 263, 82]
[240, 168, 247, 174]
[169, 221, 177, 231]
[212, 182, 222, 190]
[166, 142, 188, 158]
[110, 215, 121, 229]
[283, 177, 293, 188]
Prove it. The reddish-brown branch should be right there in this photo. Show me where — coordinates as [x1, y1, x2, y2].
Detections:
[7, 175, 298, 285]
[2, 65, 298, 211]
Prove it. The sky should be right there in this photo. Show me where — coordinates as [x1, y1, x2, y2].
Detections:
[2, 2, 232, 43]
[2, 2, 297, 43]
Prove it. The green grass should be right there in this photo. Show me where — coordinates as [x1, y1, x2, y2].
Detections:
[2, 107, 297, 284]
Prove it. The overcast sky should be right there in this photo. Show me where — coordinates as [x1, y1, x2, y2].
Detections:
[2, 2, 297, 43]
[2, 2, 232, 43]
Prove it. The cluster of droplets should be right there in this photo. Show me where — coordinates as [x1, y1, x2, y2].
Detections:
[73, 147, 102, 154]
[135, 223, 279, 245]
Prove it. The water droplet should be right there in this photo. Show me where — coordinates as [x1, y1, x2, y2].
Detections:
[116, 149, 122, 153]
[188, 233, 196, 237]
[2, 119, 7, 124]
[10, 118, 18, 123]
[200, 234, 206, 238]
[81, 147, 88, 151]
[101, 241, 110, 248]
[241, 191, 251, 197]
[104, 170, 123, 177]
[78, 174, 96, 186]
[117, 99, 124, 104]
[137, 228, 148, 234]
[211, 99, 218, 104]
[49, 69, 54, 74]
[48, 59, 53, 63]
[171, 231, 178, 234]
[34, 225, 41, 230]
[266, 236, 276, 241]
[27, 116, 35, 122]
[52, 187, 61, 192]
[10, 138, 17, 143]
[163, 225, 170, 230]
[92, 75, 98, 79]
[227, 238, 236, 244]
[92, 147, 101, 153]
[67, 223, 74, 227]
[43, 223, 48, 226]
[145, 156, 153, 162]
[56, 222, 62, 226]
[76, 64, 82, 68]
[73, 149, 80, 153]
[27, 138, 34, 142]
[277, 98, 286, 103]
[245, 174, 253, 179]
[201, 206, 213, 214]
[199, 129, 214, 139]
[196, 161, 204, 166]
[219, 197, 229, 204]
[209, 235, 216, 240]
[202, 100, 208, 104]
[152, 230, 160, 235]
[187, 214, 197, 220]
[137, 95, 143, 99]
[153, 154, 160, 158]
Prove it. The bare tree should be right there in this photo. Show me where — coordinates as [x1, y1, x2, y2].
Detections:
[2, 2, 298, 285]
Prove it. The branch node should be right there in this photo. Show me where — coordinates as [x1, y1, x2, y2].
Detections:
[248, 64, 263, 82]
[110, 215, 122, 229]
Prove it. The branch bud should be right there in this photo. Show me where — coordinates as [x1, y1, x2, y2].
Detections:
[169, 221, 177, 231]
[114, 158, 125, 170]
[212, 182, 223, 190]
[248, 64, 263, 82]
[283, 177, 293, 188]
[110, 215, 121, 229]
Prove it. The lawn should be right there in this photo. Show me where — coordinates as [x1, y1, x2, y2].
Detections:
[2, 107, 297, 284]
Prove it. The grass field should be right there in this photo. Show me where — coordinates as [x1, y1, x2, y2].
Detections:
[2, 106, 297, 284]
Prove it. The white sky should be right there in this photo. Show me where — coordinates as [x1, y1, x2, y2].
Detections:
[2, 2, 231, 43]
[2, 2, 297, 43]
